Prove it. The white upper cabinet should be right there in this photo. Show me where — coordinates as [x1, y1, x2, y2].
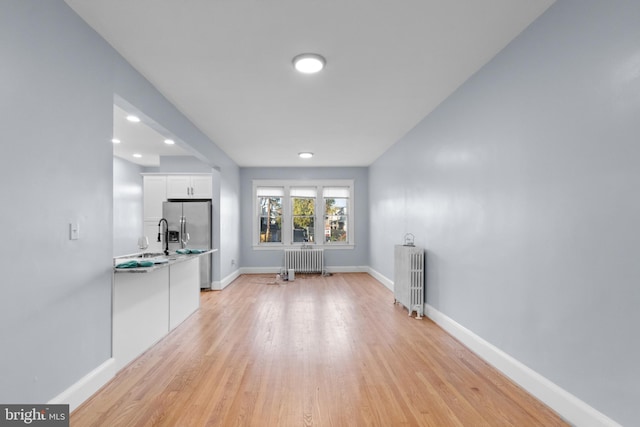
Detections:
[143, 175, 167, 220]
[166, 175, 191, 199]
[166, 175, 212, 199]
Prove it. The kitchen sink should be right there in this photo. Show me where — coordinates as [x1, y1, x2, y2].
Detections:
[139, 252, 165, 258]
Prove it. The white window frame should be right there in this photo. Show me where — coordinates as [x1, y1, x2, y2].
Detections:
[252, 179, 355, 250]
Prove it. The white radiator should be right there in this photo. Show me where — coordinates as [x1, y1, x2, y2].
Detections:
[394, 245, 425, 319]
[284, 249, 324, 274]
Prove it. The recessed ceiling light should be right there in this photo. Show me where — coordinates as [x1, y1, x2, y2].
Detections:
[164, 139, 175, 145]
[298, 152, 314, 159]
[126, 115, 141, 123]
[132, 153, 142, 158]
[111, 138, 121, 144]
[293, 53, 326, 74]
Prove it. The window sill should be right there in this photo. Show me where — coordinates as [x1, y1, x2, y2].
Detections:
[252, 244, 355, 251]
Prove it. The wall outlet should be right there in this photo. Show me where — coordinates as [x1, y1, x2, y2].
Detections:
[231, 259, 236, 266]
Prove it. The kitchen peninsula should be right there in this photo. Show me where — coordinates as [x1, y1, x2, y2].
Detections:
[112, 250, 215, 371]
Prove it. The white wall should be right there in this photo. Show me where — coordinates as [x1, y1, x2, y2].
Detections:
[369, 1, 640, 425]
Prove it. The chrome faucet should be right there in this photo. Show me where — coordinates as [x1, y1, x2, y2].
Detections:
[157, 218, 169, 256]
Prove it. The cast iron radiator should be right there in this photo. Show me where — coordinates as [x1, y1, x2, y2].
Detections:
[394, 245, 425, 319]
[284, 249, 324, 274]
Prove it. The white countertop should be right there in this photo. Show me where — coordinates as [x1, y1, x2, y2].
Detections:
[113, 249, 217, 273]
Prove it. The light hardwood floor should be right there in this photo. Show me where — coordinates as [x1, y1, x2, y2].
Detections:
[71, 273, 568, 426]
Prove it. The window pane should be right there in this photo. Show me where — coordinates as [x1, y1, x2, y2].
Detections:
[259, 196, 282, 243]
[325, 197, 348, 243]
[292, 197, 315, 215]
[324, 215, 347, 242]
[259, 196, 282, 216]
[293, 217, 314, 242]
[292, 197, 315, 243]
[260, 216, 282, 242]
[325, 197, 348, 215]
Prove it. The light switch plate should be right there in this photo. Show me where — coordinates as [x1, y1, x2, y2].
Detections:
[69, 222, 80, 240]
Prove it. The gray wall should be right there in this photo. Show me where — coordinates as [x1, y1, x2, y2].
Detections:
[113, 157, 143, 256]
[0, 1, 114, 403]
[369, 1, 639, 425]
[0, 0, 240, 403]
[157, 155, 213, 174]
[240, 167, 369, 270]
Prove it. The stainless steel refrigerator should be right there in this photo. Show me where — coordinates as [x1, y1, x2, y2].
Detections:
[162, 200, 212, 289]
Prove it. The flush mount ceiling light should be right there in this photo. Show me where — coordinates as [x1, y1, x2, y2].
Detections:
[111, 138, 121, 144]
[298, 152, 314, 159]
[132, 153, 142, 158]
[292, 53, 326, 74]
[164, 139, 175, 145]
[126, 115, 141, 123]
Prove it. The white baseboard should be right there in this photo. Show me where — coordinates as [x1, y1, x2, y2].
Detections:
[238, 266, 369, 275]
[239, 266, 281, 275]
[424, 304, 621, 427]
[326, 265, 369, 273]
[48, 358, 115, 412]
[211, 268, 241, 290]
[366, 267, 393, 291]
[211, 266, 367, 289]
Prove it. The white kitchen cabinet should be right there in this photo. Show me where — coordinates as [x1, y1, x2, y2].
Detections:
[169, 257, 200, 330]
[112, 254, 204, 372]
[112, 267, 170, 371]
[143, 175, 167, 219]
[190, 175, 213, 198]
[166, 175, 191, 199]
[166, 175, 212, 199]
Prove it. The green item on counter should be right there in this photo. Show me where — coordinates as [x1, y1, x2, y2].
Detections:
[176, 248, 205, 254]
[115, 260, 154, 268]
[115, 260, 138, 268]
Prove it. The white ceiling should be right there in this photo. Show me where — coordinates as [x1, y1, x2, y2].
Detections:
[112, 105, 193, 167]
[66, 0, 555, 168]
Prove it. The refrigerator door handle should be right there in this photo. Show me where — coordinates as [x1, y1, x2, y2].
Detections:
[179, 216, 184, 248]
[181, 216, 190, 247]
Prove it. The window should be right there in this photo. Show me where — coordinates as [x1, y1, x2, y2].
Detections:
[253, 180, 354, 249]
[291, 187, 316, 243]
[323, 187, 349, 244]
[257, 187, 283, 243]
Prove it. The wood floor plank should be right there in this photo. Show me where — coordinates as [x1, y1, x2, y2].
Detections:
[71, 273, 568, 426]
